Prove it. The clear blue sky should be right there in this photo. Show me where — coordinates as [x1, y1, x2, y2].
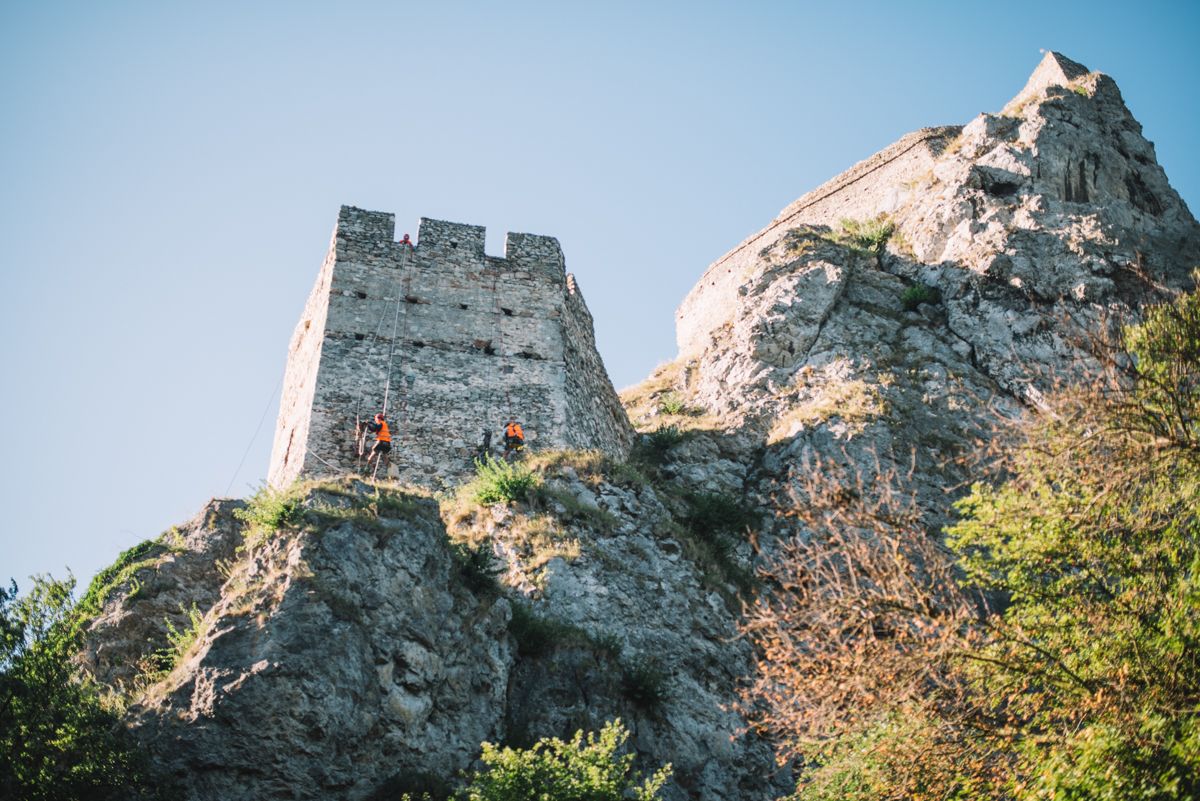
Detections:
[2, 0, 1197, 591]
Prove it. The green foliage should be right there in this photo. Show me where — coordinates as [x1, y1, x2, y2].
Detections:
[460, 719, 671, 801]
[451, 541, 502, 596]
[788, 710, 987, 801]
[620, 656, 669, 712]
[235, 483, 307, 546]
[76, 539, 166, 622]
[0, 575, 166, 800]
[766, 281, 1200, 800]
[900, 282, 942, 312]
[938, 284, 1200, 798]
[656, 392, 693, 416]
[507, 603, 588, 658]
[634, 425, 690, 466]
[472, 456, 541, 505]
[836, 215, 895, 256]
[682, 492, 755, 547]
[1122, 270, 1200, 450]
[658, 492, 758, 595]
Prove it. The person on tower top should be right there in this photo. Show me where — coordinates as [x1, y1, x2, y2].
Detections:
[504, 419, 525, 456]
[399, 233, 413, 249]
[363, 413, 392, 472]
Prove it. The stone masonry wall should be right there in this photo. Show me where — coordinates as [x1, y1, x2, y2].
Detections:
[674, 126, 961, 356]
[560, 274, 636, 454]
[268, 206, 635, 490]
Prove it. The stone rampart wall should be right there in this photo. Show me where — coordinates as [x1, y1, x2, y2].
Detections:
[675, 126, 961, 356]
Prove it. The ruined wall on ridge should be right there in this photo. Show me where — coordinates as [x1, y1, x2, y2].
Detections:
[674, 126, 961, 357]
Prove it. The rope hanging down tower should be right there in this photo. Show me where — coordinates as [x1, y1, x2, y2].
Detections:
[353, 245, 414, 475]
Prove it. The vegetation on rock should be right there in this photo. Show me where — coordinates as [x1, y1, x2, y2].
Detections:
[455, 719, 671, 801]
[0, 576, 166, 800]
[470, 456, 542, 505]
[743, 279, 1200, 800]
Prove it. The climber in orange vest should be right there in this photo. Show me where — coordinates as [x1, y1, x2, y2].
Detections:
[363, 413, 392, 470]
[504, 419, 525, 455]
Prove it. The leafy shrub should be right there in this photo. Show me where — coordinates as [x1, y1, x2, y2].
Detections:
[507, 603, 587, 657]
[836, 216, 895, 256]
[621, 656, 670, 712]
[75, 539, 166, 621]
[747, 278, 1200, 799]
[451, 541, 502, 595]
[671, 493, 758, 594]
[591, 631, 624, 660]
[235, 483, 306, 537]
[656, 392, 690, 416]
[0, 576, 168, 800]
[461, 719, 671, 801]
[634, 425, 690, 466]
[900, 283, 941, 312]
[472, 456, 540, 505]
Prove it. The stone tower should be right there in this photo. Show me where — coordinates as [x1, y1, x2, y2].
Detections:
[267, 205, 635, 489]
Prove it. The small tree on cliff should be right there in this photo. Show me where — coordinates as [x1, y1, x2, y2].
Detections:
[742, 276, 1200, 800]
[0, 575, 165, 801]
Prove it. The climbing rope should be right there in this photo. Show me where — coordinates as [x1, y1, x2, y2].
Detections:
[223, 373, 284, 496]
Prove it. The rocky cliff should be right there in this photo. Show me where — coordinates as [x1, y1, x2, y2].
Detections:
[81, 52, 1197, 801]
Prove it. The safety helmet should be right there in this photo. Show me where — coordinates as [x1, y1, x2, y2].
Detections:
[375, 413, 385, 422]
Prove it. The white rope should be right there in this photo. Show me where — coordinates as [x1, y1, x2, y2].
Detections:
[224, 374, 284, 496]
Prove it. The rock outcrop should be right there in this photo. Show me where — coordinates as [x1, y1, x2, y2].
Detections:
[81, 52, 1198, 801]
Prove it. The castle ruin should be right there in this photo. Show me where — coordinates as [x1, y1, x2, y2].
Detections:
[674, 125, 961, 356]
[267, 206, 634, 489]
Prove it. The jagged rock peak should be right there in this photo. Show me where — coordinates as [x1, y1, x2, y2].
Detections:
[1004, 50, 1096, 113]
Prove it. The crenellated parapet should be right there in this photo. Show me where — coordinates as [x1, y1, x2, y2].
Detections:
[268, 205, 633, 489]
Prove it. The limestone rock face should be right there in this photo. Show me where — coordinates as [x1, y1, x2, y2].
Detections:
[87, 476, 783, 801]
[667, 52, 1198, 523]
[467, 465, 787, 801]
[80, 499, 244, 693]
[124, 487, 514, 801]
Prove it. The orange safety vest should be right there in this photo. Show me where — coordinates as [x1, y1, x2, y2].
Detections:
[375, 420, 392, 442]
[506, 422, 524, 439]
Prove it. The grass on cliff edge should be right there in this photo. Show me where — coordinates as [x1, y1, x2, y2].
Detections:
[619, 360, 721, 434]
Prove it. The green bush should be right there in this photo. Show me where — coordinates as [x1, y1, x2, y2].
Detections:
[461, 719, 671, 801]
[634, 425, 689, 466]
[507, 603, 589, 657]
[451, 542, 502, 596]
[0, 576, 167, 800]
[900, 283, 941, 312]
[75, 539, 166, 622]
[760, 278, 1200, 801]
[836, 216, 895, 256]
[621, 656, 669, 712]
[471, 456, 540, 505]
[235, 483, 306, 535]
[682, 492, 755, 547]
[656, 392, 689, 416]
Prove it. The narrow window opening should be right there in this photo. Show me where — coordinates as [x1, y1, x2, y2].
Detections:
[355, 291, 367, 299]
[459, 303, 469, 310]
[450, 241, 458, 249]
[412, 340, 426, 348]
[501, 307, 514, 317]
[405, 295, 420, 304]
[516, 350, 540, 360]
[484, 345, 497, 356]
[354, 333, 365, 341]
